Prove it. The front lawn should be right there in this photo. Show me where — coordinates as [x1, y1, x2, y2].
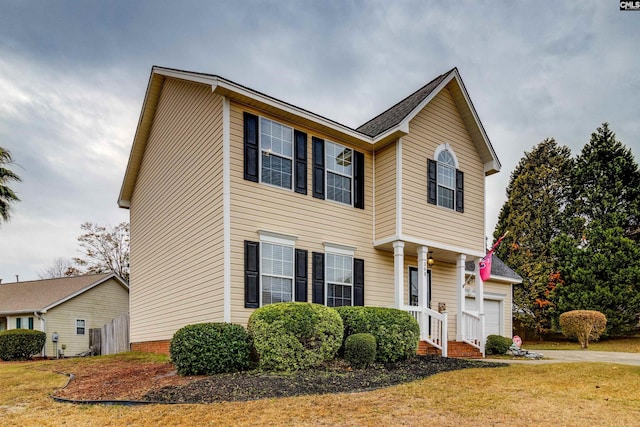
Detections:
[1, 353, 639, 426]
[521, 336, 640, 353]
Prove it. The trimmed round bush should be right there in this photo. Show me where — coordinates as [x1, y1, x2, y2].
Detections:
[0, 329, 46, 361]
[344, 333, 376, 369]
[485, 334, 512, 355]
[559, 310, 607, 349]
[335, 306, 420, 363]
[247, 302, 343, 371]
[170, 322, 251, 376]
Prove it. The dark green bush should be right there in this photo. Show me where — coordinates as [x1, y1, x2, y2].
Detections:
[344, 333, 376, 369]
[170, 322, 251, 376]
[335, 306, 420, 363]
[247, 302, 343, 371]
[0, 329, 46, 361]
[485, 335, 513, 355]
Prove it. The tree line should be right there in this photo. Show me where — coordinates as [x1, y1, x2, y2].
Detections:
[493, 123, 640, 338]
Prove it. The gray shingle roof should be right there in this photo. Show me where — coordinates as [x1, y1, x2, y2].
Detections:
[0, 273, 119, 314]
[356, 68, 456, 137]
[465, 255, 522, 282]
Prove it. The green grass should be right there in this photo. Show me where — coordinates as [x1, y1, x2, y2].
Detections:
[0, 353, 639, 426]
[522, 336, 640, 353]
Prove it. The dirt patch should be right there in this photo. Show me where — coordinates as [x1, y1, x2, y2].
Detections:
[50, 359, 204, 401]
[50, 355, 502, 403]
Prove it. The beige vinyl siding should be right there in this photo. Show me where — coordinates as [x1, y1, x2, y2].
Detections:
[43, 278, 129, 356]
[229, 102, 395, 325]
[373, 142, 397, 240]
[401, 87, 485, 254]
[129, 77, 225, 343]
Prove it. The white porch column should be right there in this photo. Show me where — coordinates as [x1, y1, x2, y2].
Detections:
[417, 246, 428, 341]
[416, 246, 428, 309]
[393, 241, 405, 309]
[475, 257, 486, 355]
[456, 253, 466, 341]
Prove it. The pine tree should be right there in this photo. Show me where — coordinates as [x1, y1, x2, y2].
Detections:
[568, 123, 640, 233]
[493, 138, 573, 337]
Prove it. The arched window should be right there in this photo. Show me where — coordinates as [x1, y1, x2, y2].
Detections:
[428, 144, 464, 212]
[437, 150, 456, 209]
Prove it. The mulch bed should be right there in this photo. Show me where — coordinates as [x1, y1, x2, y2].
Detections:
[143, 356, 503, 404]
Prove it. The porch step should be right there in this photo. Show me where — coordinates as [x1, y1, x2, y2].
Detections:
[418, 341, 483, 359]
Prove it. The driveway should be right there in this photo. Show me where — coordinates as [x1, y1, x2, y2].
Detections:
[490, 350, 640, 366]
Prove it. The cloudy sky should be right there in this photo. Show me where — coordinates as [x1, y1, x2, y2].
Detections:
[0, 1, 638, 282]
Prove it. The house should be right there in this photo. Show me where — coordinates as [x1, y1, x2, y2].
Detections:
[0, 273, 129, 357]
[119, 65, 514, 357]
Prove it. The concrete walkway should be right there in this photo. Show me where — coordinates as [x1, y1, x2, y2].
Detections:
[489, 350, 640, 366]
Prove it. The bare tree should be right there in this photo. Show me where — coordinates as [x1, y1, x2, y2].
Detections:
[38, 257, 76, 279]
[73, 222, 130, 282]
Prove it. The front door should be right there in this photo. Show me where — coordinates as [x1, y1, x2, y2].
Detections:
[409, 266, 431, 308]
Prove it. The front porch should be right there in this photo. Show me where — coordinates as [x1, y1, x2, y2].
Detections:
[387, 240, 488, 358]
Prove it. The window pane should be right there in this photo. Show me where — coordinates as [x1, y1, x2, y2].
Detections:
[327, 172, 352, 204]
[260, 117, 294, 190]
[438, 186, 454, 209]
[327, 283, 352, 307]
[262, 153, 292, 189]
[261, 243, 294, 306]
[262, 276, 293, 305]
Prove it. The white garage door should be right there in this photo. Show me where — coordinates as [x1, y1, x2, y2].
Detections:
[465, 297, 502, 341]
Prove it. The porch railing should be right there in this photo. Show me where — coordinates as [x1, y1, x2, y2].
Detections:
[461, 309, 484, 355]
[401, 305, 448, 357]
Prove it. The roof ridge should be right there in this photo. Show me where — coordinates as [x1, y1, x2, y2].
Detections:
[0, 272, 111, 286]
[355, 68, 457, 137]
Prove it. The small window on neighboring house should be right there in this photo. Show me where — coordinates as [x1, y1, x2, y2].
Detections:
[428, 145, 464, 212]
[28, 317, 34, 330]
[325, 141, 353, 205]
[16, 318, 22, 329]
[260, 117, 293, 190]
[76, 319, 86, 335]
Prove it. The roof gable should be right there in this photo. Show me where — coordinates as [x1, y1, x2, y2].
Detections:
[118, 66, 501, 207]
[0, 274, 129, 315]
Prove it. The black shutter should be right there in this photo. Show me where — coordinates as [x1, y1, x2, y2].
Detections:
[427, 159, 437, 205]
[295, 249, 308, 302]
[353, 258, 365, 306]
[456, 169, 464, 213]
[312, 137, 325, 199]
[243, 113, 259, 182]
[353, 150, 365, 209]
[294, 130, 307, 195]
[312, 252, 325, 304]
[244, 240, 260, 308]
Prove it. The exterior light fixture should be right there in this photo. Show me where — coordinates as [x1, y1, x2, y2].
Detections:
[427, 252, 435, 267]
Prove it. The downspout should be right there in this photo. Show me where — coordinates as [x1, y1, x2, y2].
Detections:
[34, 311, 46, 357]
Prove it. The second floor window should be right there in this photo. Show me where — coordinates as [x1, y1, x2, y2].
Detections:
[325, 141, 353, 205]
[437, 150, 456, 209]
[260, 117, 293, 190]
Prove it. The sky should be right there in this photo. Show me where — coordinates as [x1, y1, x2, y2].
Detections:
[0, 0, 638, 282]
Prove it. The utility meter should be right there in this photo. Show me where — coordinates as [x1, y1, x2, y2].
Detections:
[52, 332, 59, 342]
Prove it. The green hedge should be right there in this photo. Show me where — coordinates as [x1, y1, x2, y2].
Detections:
[0, 329, 46, 361]
[344, 333, 376, 369]
[170, 323, 251, 376]
[247, 302, 343, 371]
[335, 306, 419, 363]
[485, 335, 513, 355]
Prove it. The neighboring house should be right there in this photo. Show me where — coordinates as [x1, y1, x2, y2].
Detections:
[0, 274, 129, 357]
[119, 65, 510, 356]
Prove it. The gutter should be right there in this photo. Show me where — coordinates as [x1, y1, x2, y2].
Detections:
[34, 311, 46, 357]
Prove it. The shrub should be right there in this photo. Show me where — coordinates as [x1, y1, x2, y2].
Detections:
[335, 306, 420, 363]
[0, 329, 46, 361]
[247, 302, 343, 371]
[485, 335, 513, 355]
[344, 333, 376, 369]
[170, 322, 251, 376]
[559, 310, 607, 349]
